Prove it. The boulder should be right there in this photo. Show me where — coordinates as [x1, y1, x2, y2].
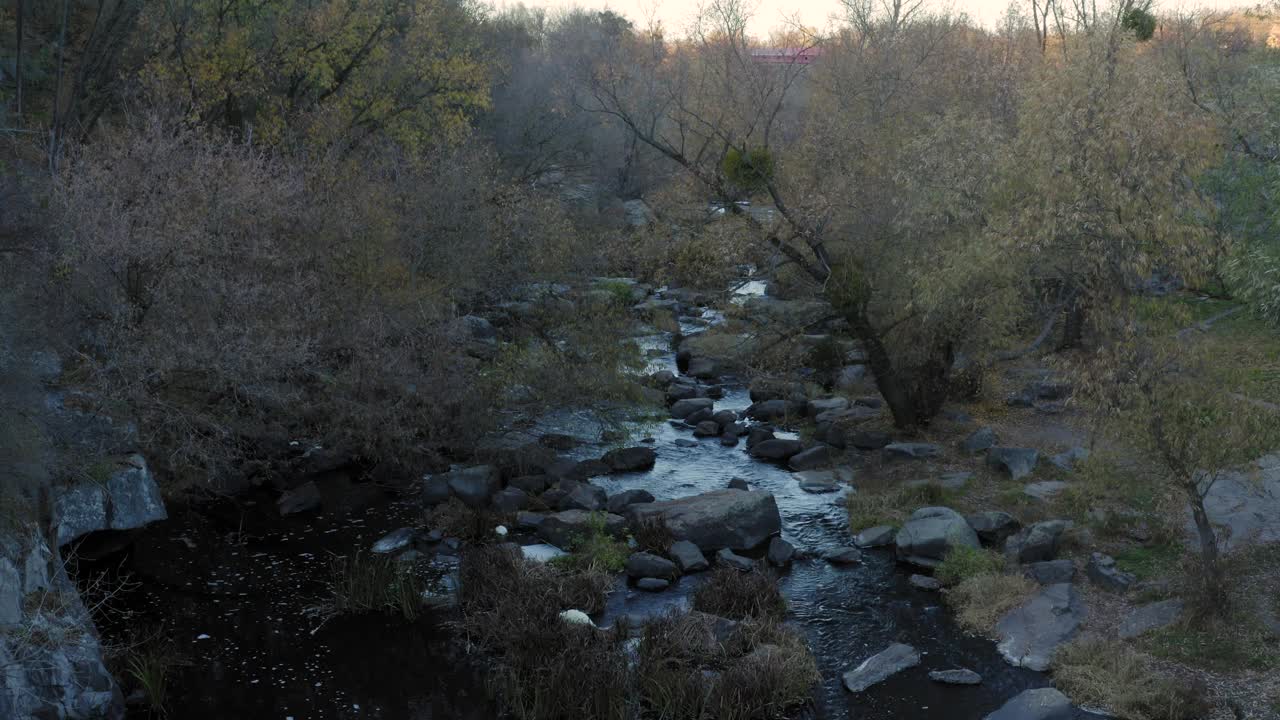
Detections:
[807, 397, 850, 416]
[1023, 560, 1075, 586]
[670, 398, 715, 419]
[824, 547, 863, 565]
[491, 487, 530, 513]
[907, 472, 972, 491]
[716, 548, 756, 572]
[909, 574, 941, 591]
[693, 420, 722, 437]
[637, 577, 670, 592]
[849, 430, 893, 450]
[1023, 481, 1068, 501]
[55, 455, 168, 544]
[687, 356, 720, 380]
[446, 465, 501, 508]
[895, 507, 981, 568]
[961, 427, 998, 455]
[1004, 520, 1071, 564]
[789, 444, 838, 471]
[744, 399, 803, 421]
[854, 525, 897, 548]
[842, 643, 921, 692]
[720, 433, 740, 447]
[836, 365, 867, 389]
[1049, 446, 1090, 472]
[277, 481, 322, 516]
[607, 489, 655, 513]
[508, 475, 549, 494]
[929, 669, 982, 685]
[766, 537, 796, 567]
[883, 443, 943, 461]
[727, 478, 750, 490]
[815, 406, 880, 425]
[713, 409, 739, 426]
[537, 510, 627, 548]
[629, 490, 782, 552]
[686, 407, 715, 425]
[750, 439, 805, 461]
[1194, 452, 1280, 551]
[516, 512, 546, 531]
[521, 543, 567, 563]
[965, 511, 1021, 547]
[372, 528, 418, 554]
[1086, 553, 1135, 593]
[558, 481, 607, 512]
[987, 447, 1040, 480]
[668, 540, 709, 572]
[996, 583, 1085, 671]
[602, 447, 657, 473]
[1118, 599, 1184, 639]
[984, 688, 1072, 720]
[746, 427, 775, 448]
[793, 468, 853, 494]
[626, 552, 679, 581]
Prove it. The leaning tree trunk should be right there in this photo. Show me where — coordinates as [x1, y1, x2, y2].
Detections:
[1186, 486, 1225, 599]
[848, 310, 953, 430]
[1059, 292, 1086, 350]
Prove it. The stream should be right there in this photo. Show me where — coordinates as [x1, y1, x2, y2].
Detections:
[72, 280, 1084, 720]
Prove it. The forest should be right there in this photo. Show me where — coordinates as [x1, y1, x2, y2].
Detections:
[1, 0, 1279, 718]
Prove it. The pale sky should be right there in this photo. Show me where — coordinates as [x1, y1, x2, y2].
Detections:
[492, 0, 1266, 36]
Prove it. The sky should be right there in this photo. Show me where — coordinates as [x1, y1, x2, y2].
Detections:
[491, 0, 1266, 36]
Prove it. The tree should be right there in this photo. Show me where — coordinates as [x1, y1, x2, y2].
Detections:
[1122, 7, 1156, 40]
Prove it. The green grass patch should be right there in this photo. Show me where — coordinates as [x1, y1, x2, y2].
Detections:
[846, 483, 957, 531]
[1143, 617, 1279, 672]
[1114, 543, 1183, 581]
[328, 551, 425, 620]
[936, 546, 1006, 587]
[550, 512, 629, 574]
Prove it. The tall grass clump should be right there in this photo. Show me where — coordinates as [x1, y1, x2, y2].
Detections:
[329, 551, 424, 620]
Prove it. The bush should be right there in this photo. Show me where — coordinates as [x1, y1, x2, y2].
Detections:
[329, 551, 425, 620]
[722, 147, 775, 191]
[692, 567, 788, 622]
[1054, 639, 1210, 720]
[945, 572, 1035, 635]
[425, 498, 502, 545]
[1122, 8, 1157, 41]
[935, 546, 1006, 587]
[551, 512, 630, 573]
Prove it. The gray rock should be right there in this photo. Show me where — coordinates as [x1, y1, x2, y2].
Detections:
[56, 455, 167, 544]
[984, 688, 1073, 720]
[515, 511, 546, 530]
[884, 443, 943, 461]
[966, 511, 1021, 547]
[1118, 599, 1184, 639]
[607, 489, 655, 513]
[836, 365, 867, 389]
[277, 481, 322, 516]
[447, 465, 501, 508]
[814, 405, 880, 426]
[626, 552, 679, 581]
[423, 474, 451, 505]
[793, 468, 853, 494]
[637, 577, 670, 592]
[668, 540, 709, 572]
[671, 398, 715, 419]
[537, 510, 627, 548]
[895, 507, 981, 568]
[907, 472, 972, 491]
[789, 444, 838, 471]
[824, 547, 863, 565]
[622, 199, 656, 227]
[687, 357, 720, 380]
[1086, 553, 1135, 593]
[808, 397, 851, 416]
[929, 669, 982, 685]
[558, 481, 607, 512]
[996, 583, 1086, 671]
[1193, 452, 1280, 551]
[508, 475, 549, 494]
[961, 427, 998, 455]
[842, 643, 921, 692]
[745, 399, 803, 421]
[720, 433, 739, 447]
[854, 525, 897, 548]
[746, 427, 775, 449]
[750, 438, 805, 461]
[1005, 520, 1071, 564]
[1023, 481, 1068, 501]
[712, 409, 739, 426]
[602, 447, 656, 473]
[909, 574, 941, 591]
[629, 490, 782, 552]
[693, 420, 721, 437]
[372, 528, 418, 554]
[685, 407, 715, 425]
[1023, 560, 1075, 585]
[849, 430, 892, 450]
[521, 543, 567, 563]
[987, 447, 1040, 480]
[767, 537, 796, 567]
[716, 548, 756, 572]
[674, 438, 698, 448]
[492, 487, 530, 513]
[1049, 446, 1090, 472]
[0, 557, 20, 625]
[727, 478, 750, 490]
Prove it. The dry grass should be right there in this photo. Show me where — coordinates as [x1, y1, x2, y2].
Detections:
[692, 567, 789, 622]
[945, 572, 1037, 635]
[1054, 638, 1210, 720]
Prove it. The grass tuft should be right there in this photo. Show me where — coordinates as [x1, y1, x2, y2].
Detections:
[329, 551, 424, 620]
[935, 545, 1006, 587]
[1054, 638, 1210, 720]
[692, 567, 788, 622]
[945, 572, 1036, 635]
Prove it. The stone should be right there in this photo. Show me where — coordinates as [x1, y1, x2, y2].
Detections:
[909, 574, 941, 591]
[895, 507, 981, 568]
[716, 548, 756, 572]
[836, 365, 867, 389]
[883, 443, 943, 461]
[1193, 452, 1280, 551]
[693, 420, 721, 437]
[56, 454, 168, 544]
[541, 488, 568, 508]
[626, 552, 679, 581]
[516, 512, 546, 530]
[1118, 599, 1184, 639]
[559, 609, 595, 627]
[674, 439, 698, 448]
[490, 487, 529, 513]
[1086, 552, 1135, 593]
[602, 447, 657, 473]
[824, 547, 863, 565]
[1049, 446, 1090, 471]
[750, 438, 804, 461]
[745, 399, 803, 421]
[727, 478, 750, 490]
[966, 511, 1021, 546]
[984, 688, 1072, 720]
[807, 397, 850, 416]
[687, 357, 720, 380]
[929, 669, 982, 685]
[713, 409, 739, 426]
[277, 481, 322, 516]
[685, 408, 715, 425]
[1023, 560, 1075, 586]
[668, 540, 709, 572]
[558, 481, 607, 512]
[849, 430, 892, 450]
[719, 433, 739, 447]
[521, 543, 567, 563]
[372, 528, 418, 554]
[637, 577, 670, 592]
[1004, 520, 1071, 564]
[629, 490, 781, 552]
[1023, 481, 1068, 501]
[447, 465, 501, 508]
[854, 525, 897, 548]
[607, 489, 655, 513]
[508, 475, 549, 494]
[987, 447, 1039, 480]
[842, 643, 921, 692]
[670, 398, 715, 419]
[793, 468, 853, 494]
[815, 405, 880, 425]
[0, 558, 20, 625]
[789, 444, 838, 471]
[996, 583, 1086, 671]
[746, 427, 775, 449]
[537, 510, 627, 548]
[961, 427, 998, 455]
[766, 537, 796, 567]
[907, 472, 972, 491]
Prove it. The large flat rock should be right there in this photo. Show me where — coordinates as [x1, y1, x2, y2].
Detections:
[995, 583, 1085, 671]
[842, 643, 920, 692]
[1195, 452, 1280, 551]
[628, 489, 781, 552]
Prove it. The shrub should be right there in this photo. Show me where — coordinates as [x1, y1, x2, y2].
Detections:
[425, 498, 501, 545]
[328, 551, 424, 620]
[722, 147, 775, 191]
[629, 516, 674, 555]
[1122, 8, 1157, 41]
[692, 567, 788, 622]
[1054, 639, 1210, 720]
[125, 640, 181, 716]
[945, 572, 1035, 635]
[551, 512, 630, 573]
[935, 546, 1006, 587]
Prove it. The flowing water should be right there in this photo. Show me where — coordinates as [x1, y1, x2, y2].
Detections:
[72, 281, 1090, 720]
